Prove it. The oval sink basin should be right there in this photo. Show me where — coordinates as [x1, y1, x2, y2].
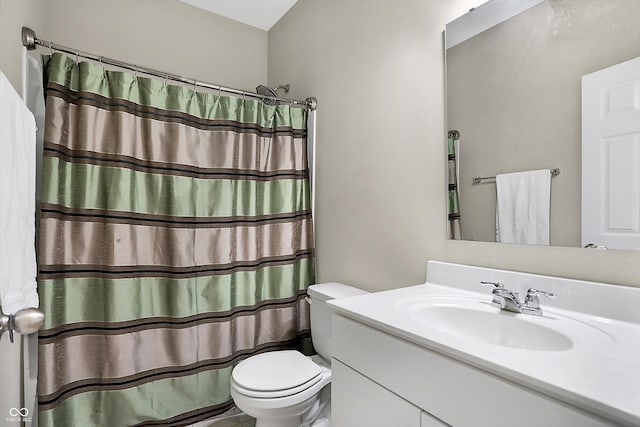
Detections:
[409, 304, 573, 351]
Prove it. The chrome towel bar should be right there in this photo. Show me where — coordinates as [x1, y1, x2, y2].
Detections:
[472, 168, 560, 185]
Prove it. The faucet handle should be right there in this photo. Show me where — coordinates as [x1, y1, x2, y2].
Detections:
[480, 281, 504, 289]
[524, 288, 556, 309]
[481, 281, 508, 308]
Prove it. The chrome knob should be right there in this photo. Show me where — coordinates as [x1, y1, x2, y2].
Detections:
[524, 288, 556, 309]
[13, 308, 45, 335]
[0, 308, 45, 342]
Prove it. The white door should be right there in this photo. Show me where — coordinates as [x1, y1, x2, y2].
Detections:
[582, 56, 640, 250]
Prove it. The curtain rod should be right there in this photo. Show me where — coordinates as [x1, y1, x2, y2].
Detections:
[21, 26, 317, 111]
[472, 168, 560, 185]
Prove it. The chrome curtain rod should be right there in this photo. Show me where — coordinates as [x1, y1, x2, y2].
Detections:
[472, 168, 560, 185]
[21, 27, 317, 111]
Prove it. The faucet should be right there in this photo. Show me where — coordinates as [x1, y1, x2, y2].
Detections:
[480, 281, 555, 316]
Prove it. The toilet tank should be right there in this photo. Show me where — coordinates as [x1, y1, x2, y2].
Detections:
[307, 282, 368, 360]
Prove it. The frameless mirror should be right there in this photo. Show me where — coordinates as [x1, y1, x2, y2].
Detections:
[445, 0, 640, 250]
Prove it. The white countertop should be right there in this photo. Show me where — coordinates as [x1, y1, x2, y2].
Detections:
[329, 281, 640, 427]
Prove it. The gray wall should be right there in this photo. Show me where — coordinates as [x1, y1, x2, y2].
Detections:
[0, 0, 269, 421]
[42, 0, 268, 91]
[1, 0, 268, 92]
[447, 0, 640, 246]
[1, 0, 640, 420]
[0, 1, 46, 421]
[0, 0, 45, 93]
[269, 0, 640, 291]
[268, 0, 487, 291]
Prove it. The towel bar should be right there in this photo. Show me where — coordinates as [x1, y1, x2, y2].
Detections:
[472, 168, 560, 185]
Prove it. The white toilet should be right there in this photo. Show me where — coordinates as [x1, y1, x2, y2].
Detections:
[230, 282, 368, 427]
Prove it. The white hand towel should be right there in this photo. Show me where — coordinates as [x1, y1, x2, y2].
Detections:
[0, 70, 38, 314]
[495, 169, 551, 245]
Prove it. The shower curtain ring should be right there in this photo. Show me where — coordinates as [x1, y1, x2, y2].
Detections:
[48, 41, 53, 57]
[99, 56, 106, 79]
[192, 79, 197, 95]
[163, 73, 168, 89]
[74, 50, 79, 65]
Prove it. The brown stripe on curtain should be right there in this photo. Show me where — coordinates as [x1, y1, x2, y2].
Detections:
[40, 203, 313, 228]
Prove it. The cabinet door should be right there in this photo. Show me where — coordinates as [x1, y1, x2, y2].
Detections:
[421, 411, 450, 427]
[332, 360, 421, 427]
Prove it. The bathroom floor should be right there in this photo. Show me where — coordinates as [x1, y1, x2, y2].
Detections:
[202, 414, 255, 427]
[189, 409, 255, 427]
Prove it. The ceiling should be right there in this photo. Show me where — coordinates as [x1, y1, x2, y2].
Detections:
[177, 0, 299, 31]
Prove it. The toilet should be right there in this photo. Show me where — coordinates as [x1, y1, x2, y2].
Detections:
[230, 282, 368, 427]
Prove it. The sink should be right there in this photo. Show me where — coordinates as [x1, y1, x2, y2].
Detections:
[407, 302, 572, 351]
[396, 296, 611, 352]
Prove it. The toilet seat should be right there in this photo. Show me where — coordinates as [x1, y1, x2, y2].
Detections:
[231, 373, 322, 399]
[232, 350, 322, 394]
[231, 367, 331, 413]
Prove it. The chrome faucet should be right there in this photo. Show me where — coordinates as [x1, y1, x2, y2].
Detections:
[480, 281, 555, 316]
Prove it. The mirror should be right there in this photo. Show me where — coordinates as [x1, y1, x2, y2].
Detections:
[445, 0, 640, 249]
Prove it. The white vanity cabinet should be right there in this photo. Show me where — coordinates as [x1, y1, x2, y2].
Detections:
[331, 315, 619, 427]
[332, 359, 448, 427]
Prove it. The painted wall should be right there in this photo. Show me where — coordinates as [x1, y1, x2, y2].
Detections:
[448, 0, 640, 246]
[42, 0, 268, 91]
[0, 0, 269, 423]
[2, 0, 640, 422]
[0, 1, 47, 422]
[2, 0, 268, 90]
[268, 0, 640, 291]
[268, 0, 485, 291]
[0, 0, 45, 94]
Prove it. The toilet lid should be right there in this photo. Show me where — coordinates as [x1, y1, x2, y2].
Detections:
[232, 350, 322, 392]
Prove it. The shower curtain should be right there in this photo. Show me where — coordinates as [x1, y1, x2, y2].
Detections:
[447, 134, 462, 239]
[37, 53, 315, 426]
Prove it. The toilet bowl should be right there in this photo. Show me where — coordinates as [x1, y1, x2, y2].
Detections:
[230, 283, 368, 427]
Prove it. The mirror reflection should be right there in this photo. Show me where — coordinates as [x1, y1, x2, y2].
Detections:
[445, 0, 640, 250]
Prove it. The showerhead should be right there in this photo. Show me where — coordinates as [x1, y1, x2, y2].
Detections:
[255, 84, 291, 105]
[256, 84, 278, 98]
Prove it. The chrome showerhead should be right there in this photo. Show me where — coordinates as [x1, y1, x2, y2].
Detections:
[256, 84, 277, 98]
[255, 84, 291, 105]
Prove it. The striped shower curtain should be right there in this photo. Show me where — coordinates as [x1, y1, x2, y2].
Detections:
[447, 133, 462, 239]
[37, 53, 315, 426]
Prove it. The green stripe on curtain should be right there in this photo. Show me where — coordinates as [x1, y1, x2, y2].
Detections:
[38, 367, 236, 427]
[45, 54, 307, 129]
[38, 53, 315, 426]
[39, 258, 314, 329]
[41, 158, 311, 217]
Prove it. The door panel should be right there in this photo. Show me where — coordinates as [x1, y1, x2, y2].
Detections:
[582, 56, 640, 250]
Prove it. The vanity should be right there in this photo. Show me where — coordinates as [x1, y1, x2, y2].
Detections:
[328, 261, 640, 427]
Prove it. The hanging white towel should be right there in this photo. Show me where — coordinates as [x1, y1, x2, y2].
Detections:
[0, 70, 38, 314]
[495, 169, 551, 245]
[23, 48, 46, 212]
